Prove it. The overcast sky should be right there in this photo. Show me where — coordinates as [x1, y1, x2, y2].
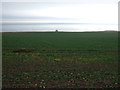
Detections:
[2, 0, 118, 24]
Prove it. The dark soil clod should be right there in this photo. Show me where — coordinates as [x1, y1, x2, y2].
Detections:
[12, 49, 34, 53]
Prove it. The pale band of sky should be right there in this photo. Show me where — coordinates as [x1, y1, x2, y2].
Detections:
[1, 0, 119, 24]
[1, 0, 119, 3]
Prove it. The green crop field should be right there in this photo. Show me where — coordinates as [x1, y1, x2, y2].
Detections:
[2, 32, 119, 88]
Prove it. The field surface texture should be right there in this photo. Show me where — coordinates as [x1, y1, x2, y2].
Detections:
[2, 32, 119, 88]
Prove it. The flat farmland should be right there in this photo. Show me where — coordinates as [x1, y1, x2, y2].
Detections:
[2, 32, 119, 88]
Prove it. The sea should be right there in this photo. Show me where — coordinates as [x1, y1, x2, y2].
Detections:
[2, 23, 118, 32]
